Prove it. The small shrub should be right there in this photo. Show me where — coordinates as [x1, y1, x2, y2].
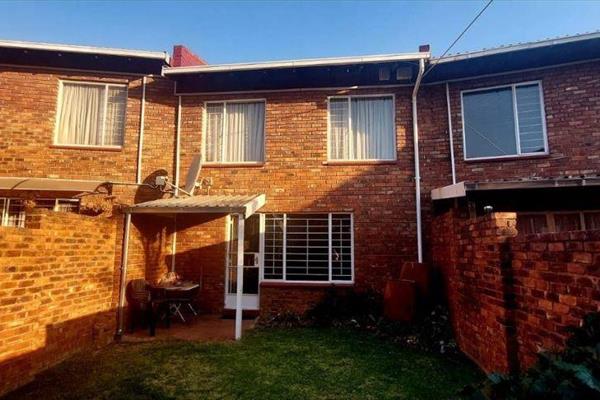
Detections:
[261, 287, 460, 358]
[463, 312, 600, 400]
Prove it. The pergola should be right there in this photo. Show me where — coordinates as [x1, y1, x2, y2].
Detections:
[118, 194, 266, 340]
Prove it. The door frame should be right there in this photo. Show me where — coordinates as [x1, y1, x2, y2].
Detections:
[224, 214, 264, 310]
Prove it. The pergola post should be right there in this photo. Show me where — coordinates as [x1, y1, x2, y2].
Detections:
[235, 213, 245, 340]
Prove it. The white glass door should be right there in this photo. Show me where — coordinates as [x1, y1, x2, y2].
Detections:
[225, 214, 263, 310]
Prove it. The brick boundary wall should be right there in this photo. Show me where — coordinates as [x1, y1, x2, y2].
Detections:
[0, 210, 119, 396]
[432, 210, 600, 373]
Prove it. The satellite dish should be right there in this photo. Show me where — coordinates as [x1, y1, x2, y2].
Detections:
[183, 154, 202, 196]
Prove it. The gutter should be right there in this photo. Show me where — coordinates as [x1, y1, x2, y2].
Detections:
[171, 96, 182, 272]
[412, 58, 425, 263]
[115, 213, 131, 338]
[163, 52, 430, 75]
[0, 38, 170, 63]
[135, 76, 147, 185]
[446, 83, 457, 184]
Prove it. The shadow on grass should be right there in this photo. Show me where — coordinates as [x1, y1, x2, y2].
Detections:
[4, 327, 482, 400]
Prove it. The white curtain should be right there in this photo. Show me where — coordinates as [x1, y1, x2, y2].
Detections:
[206, 101, 265, 162]
[103, 86, 127, 146]
[329, 96, 395, 160]
[351, 97, 395, 160]
[56, 83, 126, 146]
[329, 99, 350, 159]
[205, 103, 224, 162]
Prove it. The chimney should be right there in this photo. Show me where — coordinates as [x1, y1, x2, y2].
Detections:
[171, 45, 207, 67]
[418, 44, 430, 53]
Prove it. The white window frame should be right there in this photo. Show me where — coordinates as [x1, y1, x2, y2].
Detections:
[37, 198, 80, 212]
[260, 212, 354, 284]
[53, 80, 128, 149]
[460, 81, 549, 161]
[327, 94, 397, 162]
[201, 99, 267, 165]
[0, 198, 25, 228]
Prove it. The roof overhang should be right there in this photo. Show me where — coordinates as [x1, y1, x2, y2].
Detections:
[0, 39, 169, 75]
[126, 194, 266, 219]
[0, 177, 109, 192]
[432, 177, 600, 201]
[167, 52, 430, 94]
[424, 31, 600, 83]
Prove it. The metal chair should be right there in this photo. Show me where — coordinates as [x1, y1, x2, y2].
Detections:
[125, 279, 151, 333]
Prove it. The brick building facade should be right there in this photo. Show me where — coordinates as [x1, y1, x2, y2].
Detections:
[1, 32, 600, 390]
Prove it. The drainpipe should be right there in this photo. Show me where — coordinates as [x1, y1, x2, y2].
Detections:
[116, 212, 131, 337]
[171, 96, 182, 272]
[116, 75, 146, 338]
[446, 83, 457, 184]
[136, 76, 147, 185]
[412, 58, 425, 263]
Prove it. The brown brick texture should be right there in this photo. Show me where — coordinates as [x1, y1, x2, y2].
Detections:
[0, 210, 118, 396]
[432, 210, 600, 373]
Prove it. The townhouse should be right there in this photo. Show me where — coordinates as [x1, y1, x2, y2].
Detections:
[0, 32, 599, 355]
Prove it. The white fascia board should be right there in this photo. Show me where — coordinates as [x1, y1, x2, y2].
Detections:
[433, 31, 600, 64]
[0, 39, 169, 62]
[431, 182, 467, 201]
[164, 52, 430, 75]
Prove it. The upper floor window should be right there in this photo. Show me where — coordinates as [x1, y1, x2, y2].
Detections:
[461, 82, 548, 160]
[204, 100, 265, 163]
[55, 81, 127, 148]
[328, 95, 395, 161]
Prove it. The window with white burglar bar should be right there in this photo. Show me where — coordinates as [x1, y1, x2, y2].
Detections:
[264, 213, 353, 282]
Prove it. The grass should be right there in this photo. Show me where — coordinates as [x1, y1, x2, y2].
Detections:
[5, 328, 482, 400]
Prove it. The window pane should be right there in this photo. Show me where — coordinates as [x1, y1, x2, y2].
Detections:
[56, 83, 105, 146]
[554, 213, 581, 232]
[516, 84, 545, 153]
[463, 87, 517, 158]
[350, 97, 394, 160]
[1, 199, 25, 228]
[331, 214, 352, 281]
[264, 214, 284, 279]
[285, 214, 329, 281]
[584, 212, 600, 230]
[517, 214, 548, 235]
[103, 86, 127, 146]
[224, 102, 265, 162]
[329, 98, 349, 159]
[205, 103, 224, 162]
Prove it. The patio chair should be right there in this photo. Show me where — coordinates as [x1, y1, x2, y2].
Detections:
[125, 279, 151, 333]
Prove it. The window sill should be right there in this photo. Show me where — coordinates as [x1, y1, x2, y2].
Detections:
[50, 144, 123, 152]
[203, 162, 265, 168]
[260, 281, 354, 289]
[322, 159, 397, 166]
[464, 153, 549, 163]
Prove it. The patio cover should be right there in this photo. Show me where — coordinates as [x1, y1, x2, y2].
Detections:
[431, 177, 600, 201]
[0, 177, 108, 192]
[119, 193, 266, 341]
[125, 194, 266, 218]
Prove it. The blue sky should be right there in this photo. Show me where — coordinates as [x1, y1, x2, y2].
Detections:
[0, 1, 598, 63]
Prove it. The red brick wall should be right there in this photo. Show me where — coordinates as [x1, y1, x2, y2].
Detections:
[259, 284, 335, 318]
[177, 88, 418, 312]
[420, 61, 600, 190]
[173, 214, 228, 313]
[0, 210, 118, 396]
[432, 210, 600, 373]
[0, 66, 176, 204]
[511, 230, 600, 368]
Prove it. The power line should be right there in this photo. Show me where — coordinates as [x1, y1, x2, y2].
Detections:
[422, 0, 494, 80]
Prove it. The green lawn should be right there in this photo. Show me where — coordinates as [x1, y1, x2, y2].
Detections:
[5, 328, 482, 400]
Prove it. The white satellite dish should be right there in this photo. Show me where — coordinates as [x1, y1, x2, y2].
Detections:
[183, 154, 202, 196]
